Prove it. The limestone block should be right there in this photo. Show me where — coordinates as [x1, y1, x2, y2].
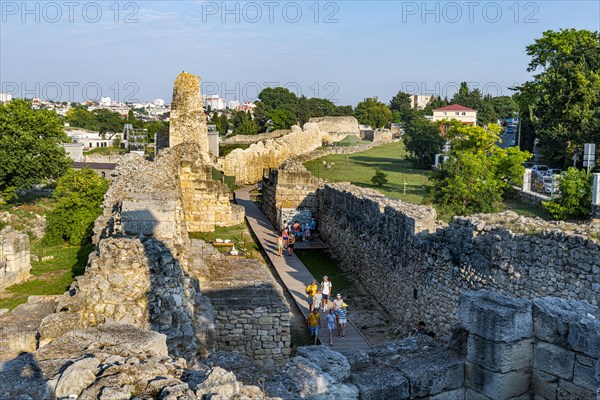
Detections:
[567, 314, 600, 358]
[430, 388, 465, 400]
[465, 361, 530, 400]
[532, 370, 558, 400]
[573, 355, 600, 392]
[55, 357, 101, 398]
[351, 367, 410, 400]
[460, 290, 532, 342]
[467, 334, 533, 373]
[397, 352, 464, 397]
[296, 346, 351, 381]
[534, 342, 575, 380]
[556, 380, 597, 400]
[532, 297, 598, 347]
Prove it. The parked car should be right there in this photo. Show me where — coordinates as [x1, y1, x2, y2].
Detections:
[547, 168, 562, 175]
[543, 175, 560, 194]
[522, 162, 535, 169]
[532, 165, 550, 176]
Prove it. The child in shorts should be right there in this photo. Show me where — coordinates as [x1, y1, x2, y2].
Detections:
[326, 309, 336, 346]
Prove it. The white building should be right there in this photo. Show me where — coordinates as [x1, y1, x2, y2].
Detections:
[0, 93, 12, 103]
[432, 104, 477, 125]
[153, 99, 165, 107]
[204, 95, 226, 111]
[65, 128, 116, 150]
[411, 95, 433, 110]
[99, 97, 112, 107]
[228, 100, 240, 110]
[239, 101, 256, 112]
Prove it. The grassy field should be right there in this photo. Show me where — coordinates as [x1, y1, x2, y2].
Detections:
[0, 195, 95, 310]
[0, 243, 94, 310]
[189, 222, 262, 259]
[305, 141, 432, 205]
[84, 146, 127, 156]
[304, 141, 552, 221]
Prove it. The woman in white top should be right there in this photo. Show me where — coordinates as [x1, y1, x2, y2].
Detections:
[321, 276, 332, 311]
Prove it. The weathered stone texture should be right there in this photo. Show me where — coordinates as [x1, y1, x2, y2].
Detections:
[309, 116, 360, 143]
[39, 237, 215, 360]
[217, 123, 324, 185]
[169, 72, 209, 151]
[261, 161, 324, 229]
[316, 182, 600, 335]
[0, 226, 31, 290]
[193, 240, 291, 364]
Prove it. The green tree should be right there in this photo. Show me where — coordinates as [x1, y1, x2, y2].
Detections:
[209, 112, 222, 133]
[231, 110, 259, 135]
[66, 106, 98, 130]
[491, 96, 519, 120]
[427, 122, 531, 215]
[403, 115, 445, 168]
[370, 169, 388, 186]
[516, 29, 600, 166]
[389, 91, 413, 123]
[92, 109, 124, 135]
[0, 100, 72, 201]
[542, 168, 592, 220]
[355, 97, 392, 128]
[219, 113, 228, 135]
[45, 168, 109, 245]
[254, 87, 299, 131]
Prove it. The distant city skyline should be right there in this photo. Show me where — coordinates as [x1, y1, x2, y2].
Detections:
[1, 1, 599, 106]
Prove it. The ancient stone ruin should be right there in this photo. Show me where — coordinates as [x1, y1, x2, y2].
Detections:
[1, 71, 598, 399]
[168, 72, 209, 152]
[0, 226, 31, 290]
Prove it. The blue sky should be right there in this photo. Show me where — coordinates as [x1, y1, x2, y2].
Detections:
[1, 1, 599, 106]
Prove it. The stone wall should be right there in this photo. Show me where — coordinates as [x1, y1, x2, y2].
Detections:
[193, 240, 291, 364]
[461, 290, 599, 399]
[261, 160, 323, 230]
[308, 116, 360, 143]
[318, 182, 600, 335]
[0, 226, 31, 290]
[220, 129, 291, 145]
[37, 237, 215, 361]
[217, 123, 324, 185]
[362, 128, 393, 144]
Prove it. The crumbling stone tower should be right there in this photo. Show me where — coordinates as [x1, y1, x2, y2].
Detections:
[169, 72, 209, 152]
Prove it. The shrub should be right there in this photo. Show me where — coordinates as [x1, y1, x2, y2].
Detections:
[371, 169, 388, 186]
[543, 167, 591, 220]
[44, 168, 109, 245]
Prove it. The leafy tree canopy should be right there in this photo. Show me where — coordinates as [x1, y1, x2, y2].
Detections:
[543, 167, 592, 220]
[516, 29, 600, 166]
[427, 121, 531, 215]
[0, 100, 71, 201]
[403, 115, 445, 168]
[45, 168, 109, 245]
[355, 97, 392, 128]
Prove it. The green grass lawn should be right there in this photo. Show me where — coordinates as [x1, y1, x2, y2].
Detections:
[304, 141, 432, 205]
[84, 146, 128, 156]
[304, 141, 553, 222]
[295, 250, 352, 296]
[189, 223, 261, 258]
[0, 242, 94, 310]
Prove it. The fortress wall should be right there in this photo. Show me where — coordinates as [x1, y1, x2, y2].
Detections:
[317, 183, 600, 334]
[217, 123, 324, 185]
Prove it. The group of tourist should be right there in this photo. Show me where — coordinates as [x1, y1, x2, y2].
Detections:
[277, 219, 317, 257]
[305, 276, 348, 346]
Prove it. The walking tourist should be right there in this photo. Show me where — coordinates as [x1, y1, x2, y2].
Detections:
[287, 234, 295, 256]
[312, 288, 323, 314]
[277, 234, 284, 257]
[321, 276, 332, 311]
[326, 309, 336, 346]
[304, 222, 311, 241]
[282, 227, 288, 250]
[333, 293, 344, 333]
[309, 218, 317, 239]
[305, 279, 318, 312]
[308, 308, 321, 345]
[338, 303, 348, 338]
[293, 220, 302, 241]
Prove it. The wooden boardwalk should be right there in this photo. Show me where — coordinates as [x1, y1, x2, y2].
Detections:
[235, 186, 371, 352]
